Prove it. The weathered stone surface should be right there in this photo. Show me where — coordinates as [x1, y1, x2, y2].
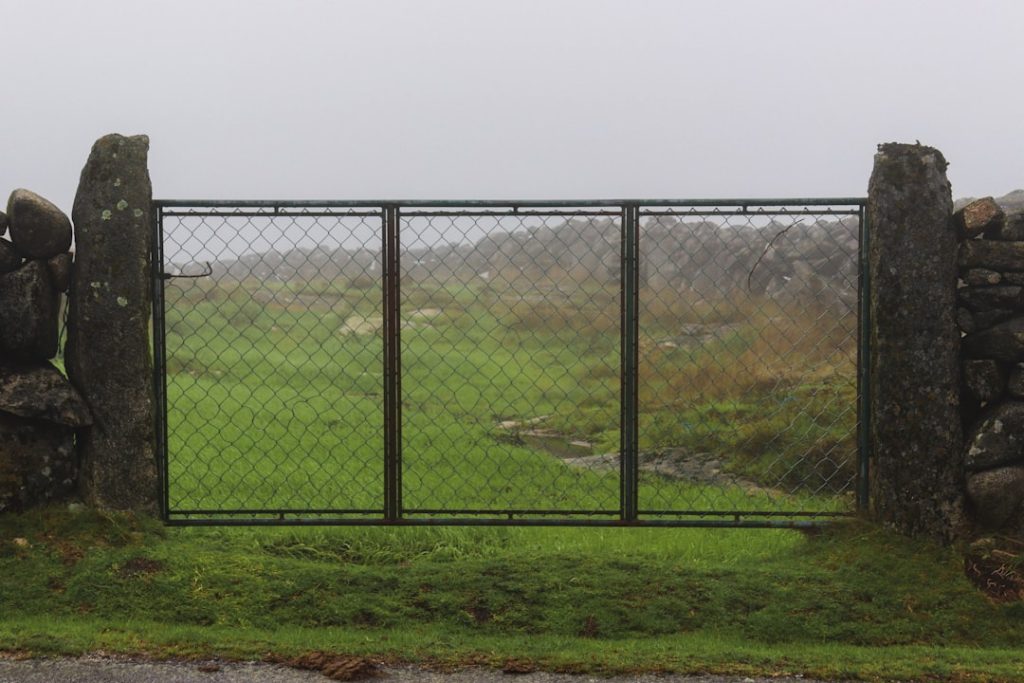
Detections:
[0, 239, 20, 274]
[974, 309, 1016, 331]
[985, 210, 1024, 241]
[954, 197, 1004, 239]
[47, 253, 72, 292]
[964, 268, 1002, 286]
[959, 240, 1024, 272]
[958, 285, 1024, 312]
[867, 143, 965, 541]
[6, 189, 73, 259]
[0, 361, 92, 427]
[964, 402, 1024, 471]
[1002, 271, 1024, 286]
[963, 359, 1005, 404]
[67, 134, 157, 511]
[0, 210, 7, 237]
[957, 307, 976, 334]
[966, 466, 1024, 528]
[0, 261, 59, 361]
[1009, 363, 1024, 398]
[964, 317, 1024, 362]
[0, 413, 77, 513]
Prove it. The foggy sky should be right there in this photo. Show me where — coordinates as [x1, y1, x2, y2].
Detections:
[3, 0, 1023, 212]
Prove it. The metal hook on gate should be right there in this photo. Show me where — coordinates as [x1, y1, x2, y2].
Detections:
[158, 262, 213, 280]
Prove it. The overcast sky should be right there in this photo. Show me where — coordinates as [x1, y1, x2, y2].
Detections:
[3, 0, 1023, 211]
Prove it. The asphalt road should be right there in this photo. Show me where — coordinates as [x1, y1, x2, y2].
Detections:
[0, 656, 837, 683]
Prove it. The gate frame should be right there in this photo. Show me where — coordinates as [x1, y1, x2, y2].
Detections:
[151, 197, 869, 529]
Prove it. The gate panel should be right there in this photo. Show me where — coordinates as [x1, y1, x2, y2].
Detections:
[157, 206, 385, 521]
[637, 204, 862, 522]
[153, 199, 866, 526]
[397, 209, 622, 520]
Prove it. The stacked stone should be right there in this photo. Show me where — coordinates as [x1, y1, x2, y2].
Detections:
[956, 197, 1024, 529]
[0, 189, 91, 512]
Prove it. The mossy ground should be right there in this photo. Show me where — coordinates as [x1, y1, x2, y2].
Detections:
[1, 508, 1023, 681]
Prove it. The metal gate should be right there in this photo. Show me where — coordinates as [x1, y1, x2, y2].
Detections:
[152, 199, 869, 527]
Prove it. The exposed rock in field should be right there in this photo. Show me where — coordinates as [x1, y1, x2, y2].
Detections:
[204, 213, 861, 316]
[560, 448, 770, 493]
[339, 311, 439, 336]
[6, 189, 73, 259]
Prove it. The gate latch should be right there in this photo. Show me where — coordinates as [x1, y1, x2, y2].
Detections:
[158, 262, 213, 280]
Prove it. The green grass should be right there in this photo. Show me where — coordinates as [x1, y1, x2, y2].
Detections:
[1, 509, 1023, 680]
[161, 278, 856, 518]
[6, 277, 964, 676]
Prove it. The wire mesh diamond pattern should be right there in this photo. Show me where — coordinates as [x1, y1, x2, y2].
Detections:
[154, 200, 866, 526]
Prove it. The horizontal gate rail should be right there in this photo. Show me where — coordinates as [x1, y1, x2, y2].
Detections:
[153, 198, 868, 528]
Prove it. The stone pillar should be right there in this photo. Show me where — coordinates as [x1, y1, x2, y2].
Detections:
[867, 143, 965, 541]
[67, 134, 157, 511]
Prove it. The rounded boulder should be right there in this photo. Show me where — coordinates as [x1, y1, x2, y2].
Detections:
[6, 189, 73, 259]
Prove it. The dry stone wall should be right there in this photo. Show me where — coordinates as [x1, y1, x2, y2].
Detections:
[957, 198, 1024, 531]
[0, 134, 156, 514]
[0, 190, 91, 512]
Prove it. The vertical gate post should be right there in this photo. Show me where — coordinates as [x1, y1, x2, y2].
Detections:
[620, 203, 640, 522]
[867, 143, 965, 541]
[856, 203, 871, 512]
[383, 205, 402, 521]
[67, 134, 159, 512]
[151, 204, 170, 519]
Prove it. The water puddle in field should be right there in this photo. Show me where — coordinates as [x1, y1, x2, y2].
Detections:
[495, 417, 767, 491]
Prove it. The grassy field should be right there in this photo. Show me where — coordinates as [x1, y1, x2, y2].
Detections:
[161, 273, 856, 520]
[1, 509, 1023, 680]
[1, 269, 1020, 680]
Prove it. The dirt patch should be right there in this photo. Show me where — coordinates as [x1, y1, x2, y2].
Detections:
[579, 615, 601, 638]
[279, 652, 379, 681]
[965, 539, 1024, 602]
[502, 659, 537, 674]
[116, 556, 164, 579]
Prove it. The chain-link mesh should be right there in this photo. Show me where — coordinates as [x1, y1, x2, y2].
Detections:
[155, 201, 864, 525]
[637, 208, 860, 520]
[160, 208, 384, 517]
[398, 210, 621, 518]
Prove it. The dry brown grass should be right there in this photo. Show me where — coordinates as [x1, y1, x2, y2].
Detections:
[639, 293, 856, 406]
